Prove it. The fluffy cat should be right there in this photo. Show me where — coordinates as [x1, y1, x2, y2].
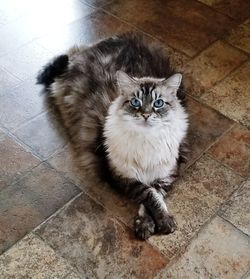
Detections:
[37, 33, 188, 240]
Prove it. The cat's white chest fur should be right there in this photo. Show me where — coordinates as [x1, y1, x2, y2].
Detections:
[104, 99, 188, 185]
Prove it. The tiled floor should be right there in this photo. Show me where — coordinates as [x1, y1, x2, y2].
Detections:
[0, 0, 249, 278]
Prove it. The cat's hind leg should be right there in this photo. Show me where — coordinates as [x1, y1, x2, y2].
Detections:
[134, 204, 156, 240]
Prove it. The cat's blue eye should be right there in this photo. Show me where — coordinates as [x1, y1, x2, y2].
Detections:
[130, 98, 141, 108]
[153, 99, 165, 108]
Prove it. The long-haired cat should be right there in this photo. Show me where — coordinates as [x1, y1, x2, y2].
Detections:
[37, 33, 188, 240]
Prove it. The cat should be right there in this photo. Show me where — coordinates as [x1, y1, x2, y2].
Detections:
[37, 33, 188, 240]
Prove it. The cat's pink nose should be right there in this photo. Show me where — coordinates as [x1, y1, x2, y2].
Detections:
[142, 113, 150, 120]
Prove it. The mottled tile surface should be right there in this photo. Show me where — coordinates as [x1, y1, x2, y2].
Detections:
[14, 112, 67, 159]
[225, 22, 250, 54]
[156, 216, 250, 279]
[201, 61, 250, 127]
[0, 68, 21, 94]
[149, 155, 243, 258]
[105, 0, 236, 56]
[185, 97, 233, 167]
[198, 0, 250, 21]
[183, 41, 247, 97]
[0, 78, 45, 130]
[0, 163, 80, 254]
[219, 180, 250, 236]
[36, 193, 168, 279]
[49, 145, 138, 228]
[208, 125, 250, 176]
[0, 0, 96, 56]
[0, 136, 40, 190]
[0, 42, 53, 81]
[37, 11, 135, 54]
[0, 233, 74, 278]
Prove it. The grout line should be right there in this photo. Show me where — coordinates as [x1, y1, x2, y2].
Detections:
[218, 214, 250, 239]
[98, 6, 192, 58]
[0, 192, 83, 257]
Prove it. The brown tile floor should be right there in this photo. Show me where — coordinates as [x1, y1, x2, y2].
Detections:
[0, 0, 249, 278]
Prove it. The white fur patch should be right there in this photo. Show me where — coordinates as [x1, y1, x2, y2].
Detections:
[104, 96, 188, 185]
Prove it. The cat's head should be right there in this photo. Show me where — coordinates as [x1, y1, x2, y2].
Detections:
[114, 71, 184, 127]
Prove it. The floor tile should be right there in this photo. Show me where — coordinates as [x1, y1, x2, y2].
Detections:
[219, 180, 250, 236]
[0, 163, 80, 254]
[79, 0, 113, 7]
[0, 78, 45, 130]
[148, 154, 243, 258]
[64, 272, 81, 279]
[0, 42, 53, 81]
[155, 216, 250, 279]
[201, 61, 250, 127]
[14, 112, 67, 160]
[0, 68, 21, 95]
[0, 233, 74, 278]
[104, 0, 236, 57]
[35, 193, 168, 278]
[225, 21, 250, 54]
[48, 145, 138, 228]
[185, 97, 234, 168]
[198, 0, 250, 22]
[0, 0, 96, 56]
[0, 128, 6, 141]
[183, 41, 247, 97]
[0, 136, 40, 191]
[37, 11, 135, 54]
[208, 125, 250, 177]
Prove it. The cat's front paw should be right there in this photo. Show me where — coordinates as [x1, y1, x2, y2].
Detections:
[134, 215, 156, 240]
[156, 214, 177, 235]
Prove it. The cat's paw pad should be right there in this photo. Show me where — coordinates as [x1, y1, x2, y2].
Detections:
[156, 214, 177, 234]
[134, 215, 156, 240]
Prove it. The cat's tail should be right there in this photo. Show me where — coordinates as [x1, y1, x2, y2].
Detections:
[37, 54, 69, 87]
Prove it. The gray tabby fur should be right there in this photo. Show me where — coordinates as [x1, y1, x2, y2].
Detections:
[37, 33, 189, 239]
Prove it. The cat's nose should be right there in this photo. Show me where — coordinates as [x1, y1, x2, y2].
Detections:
[142, 113, 150, 120]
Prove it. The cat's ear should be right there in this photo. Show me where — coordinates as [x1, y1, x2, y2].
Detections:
[116, 71, 136, 95]
[161, 73, 182, 95]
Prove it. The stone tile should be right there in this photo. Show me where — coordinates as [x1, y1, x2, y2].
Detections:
[79, 0, 113, 7]
[65, 272, 81, 279]
[48, 145, 138, 228]
[201, 61, 250, 127]
[0, 233, 74, 278]
[35, 193, 168, 278]
[155, 216, 250, 279]
[242, 270, 250, 279]
[0, 0, 96, 56]
[219, 180, 250, 236]
[14, 112, 67, 160]
[225, 22, 250, 54]
[0, 78, 45, 130]
[198, 0, 250, 22]
[104, 0, 236, 57]
[185, 97, 234, 168]
[208, 125, 250, 177]
[0, 68, 21, 95]
[148, 155, 243, 258]
[0, 42, 53, 81]
[162, 46, 190, 72]
[0, 136, 40, 191]
[0, 128, 6, 141]
[37, 11, 135, 54]
[183, 41, 247, 97]
[0, 163, 80, 254]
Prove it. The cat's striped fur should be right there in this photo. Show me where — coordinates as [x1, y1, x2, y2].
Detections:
[37, 33, 188, 239]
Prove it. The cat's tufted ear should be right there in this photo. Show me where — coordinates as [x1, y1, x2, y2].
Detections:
[161, 73, 182, 95]
[116, 71, 137, 95]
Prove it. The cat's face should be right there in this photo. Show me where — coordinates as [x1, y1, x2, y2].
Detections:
[116, 71, 183, 127]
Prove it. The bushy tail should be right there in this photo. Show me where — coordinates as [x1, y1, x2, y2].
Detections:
[37, 54, 69, 87]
